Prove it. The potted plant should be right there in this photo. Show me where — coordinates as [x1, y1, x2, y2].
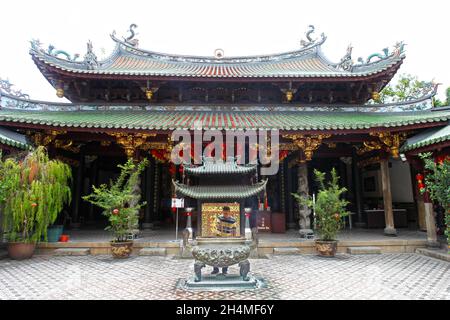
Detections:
[292, 168, 349, 257]
[0, 147, 72, 259]
[83, 158, 148, 258]
[419, 153, 450, 252]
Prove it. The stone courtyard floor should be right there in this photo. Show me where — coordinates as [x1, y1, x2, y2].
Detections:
[0, 253, 449, 300]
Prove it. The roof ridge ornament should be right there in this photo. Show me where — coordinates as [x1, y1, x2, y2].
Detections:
[337, 44, 354, 71]
[300, 25, 326, 48]
[83, 40, 99, 70]
[356, 41, 406, 65]
[0, 78, 30, 99]
[124, 24, 139, 48]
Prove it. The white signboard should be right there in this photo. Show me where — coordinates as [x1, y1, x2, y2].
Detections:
[171, 198, 185, 208]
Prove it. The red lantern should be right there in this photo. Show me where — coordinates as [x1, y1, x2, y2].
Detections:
[436, 155, 446, 165]
[171, 207, 177, 213]
[415, 173, 424, 181]
[418, 182, 426, 190]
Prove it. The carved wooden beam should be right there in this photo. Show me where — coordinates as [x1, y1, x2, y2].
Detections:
[282, 134, 332, 162]
[108, 132, 155, 159]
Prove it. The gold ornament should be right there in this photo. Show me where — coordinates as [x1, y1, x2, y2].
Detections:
[371, 91, 380, 101]
[286, 90, 294, 102]
[56, 88, 65, 98]
[146, 89, 153, 101]
[282, 134, 332, 161]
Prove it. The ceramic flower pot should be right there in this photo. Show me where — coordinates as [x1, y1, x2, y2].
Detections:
[110, 241, 133, 259]
[7, 242, 36, 260]
[47, 225, 64, 242]
[315, 240, 338, 257]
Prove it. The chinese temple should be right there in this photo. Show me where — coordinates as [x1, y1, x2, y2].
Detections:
[0, 25, 449, 245]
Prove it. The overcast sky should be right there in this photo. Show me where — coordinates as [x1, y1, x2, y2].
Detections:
[1, 0, 449, 102]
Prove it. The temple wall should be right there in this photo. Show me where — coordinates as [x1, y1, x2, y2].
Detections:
[389, 159, 414, 203]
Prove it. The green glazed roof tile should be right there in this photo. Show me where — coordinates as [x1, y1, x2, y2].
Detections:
[400, 124, 450, 152]
[1, 109, 450, 131]
[173, 180, 267, 200]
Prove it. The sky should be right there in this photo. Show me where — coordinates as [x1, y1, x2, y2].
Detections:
[0, 0, 449, 102]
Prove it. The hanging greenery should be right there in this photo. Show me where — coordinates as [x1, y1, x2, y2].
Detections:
[83, 158, 148, 242]
[292, 168, 349, 241]
[0, 146, 72, 243]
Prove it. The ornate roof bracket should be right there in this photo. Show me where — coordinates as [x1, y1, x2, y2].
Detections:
[28, 130, 67, 147]
[108, 132, 155, 159]
[357, 132, 407, 158]
[282, 133, 332, 162]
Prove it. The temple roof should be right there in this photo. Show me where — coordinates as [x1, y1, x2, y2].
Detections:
[0, 126, 30, 150]
[184, 157, 257, 175]
[0, 108, 449, 132]
[173, 180, 267, 200]
[29, 26, 405, 80]
[401, 122, 450, 152]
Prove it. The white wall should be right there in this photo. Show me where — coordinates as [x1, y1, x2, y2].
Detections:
[361, 159, 414, 203]
[389, 159, 414, 203]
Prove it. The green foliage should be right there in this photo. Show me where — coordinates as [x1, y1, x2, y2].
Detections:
[377, 74, 432, 104]
[83, 158, 148, 242]
[292, 168, 349, 241]
[0, 147, 72, 243]
[419, 153, 450, 249]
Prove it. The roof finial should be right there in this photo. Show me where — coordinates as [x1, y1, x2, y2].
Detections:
[83, 40, 98, 70]
[337, 44, 354, 71]
[124, 24, 139, 47]
[300, 25, 326, 48]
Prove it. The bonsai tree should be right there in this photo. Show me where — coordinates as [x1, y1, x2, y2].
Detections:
[83, 158, 148, 242]
[419, 153, 450, 250]
[0, 146, 72, 243]
[292, 168, 349, 241]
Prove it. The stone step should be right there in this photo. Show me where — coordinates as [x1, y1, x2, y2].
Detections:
[273, 247, 300, 255]
[416, 248, 450, 262]
[139, 248, 167, 256]
[347, 247, 382, 255]
[54, 248, 90, 256]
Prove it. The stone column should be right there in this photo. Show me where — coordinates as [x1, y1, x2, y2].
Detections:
[351, 151, 365, 227]
[297, 162, 312, 236]
[286, 164, 296, 229]
[71, 155, 85, 229]
[380, 158, 396, 236]
[423, 190, 440, 247]
[86, 158, 99, 225]
[142, 159, 154, 229]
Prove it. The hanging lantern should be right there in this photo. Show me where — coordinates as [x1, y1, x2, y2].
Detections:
[145, 89, 153, 101]
[435, 155, 446, 165]
[371, 91, 380, 101]
[415, 173, 424, 182]
[285, 90, 294, 102]
[56, 88, 64, 98]
[171, 207, 177, 213]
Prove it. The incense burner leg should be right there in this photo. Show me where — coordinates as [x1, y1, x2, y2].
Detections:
[194, 261, 205, 282]
[239, 260, 250, 281]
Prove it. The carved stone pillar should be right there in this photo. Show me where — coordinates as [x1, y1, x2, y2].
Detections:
[297, 163, 312, 232]
[350, 151, 365, 227]
[143, 159, 155, 229]
[286, 164, 296, 229]
[86, 157, 99, 225]
[380, 158, 396, 236]
[71, 155, 85, 229]
[422, 189, 440, 247]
